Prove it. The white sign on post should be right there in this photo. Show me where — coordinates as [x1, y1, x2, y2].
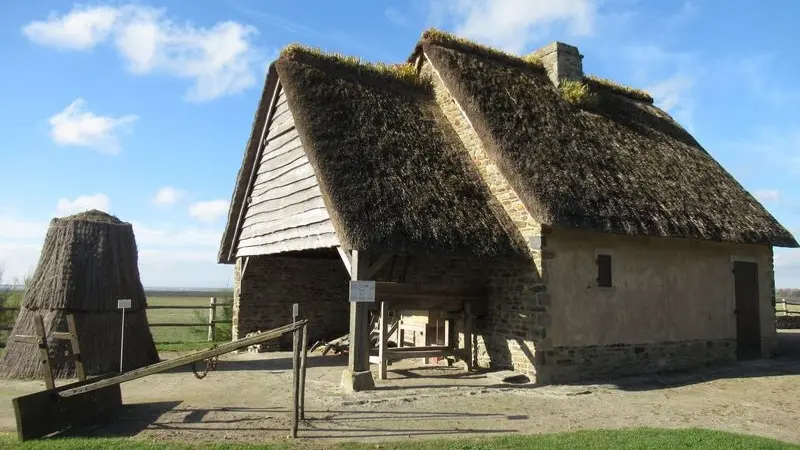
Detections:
[349, 280, 376, 303]
[117, 298, 131, 373]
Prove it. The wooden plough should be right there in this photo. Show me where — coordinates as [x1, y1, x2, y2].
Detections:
[10, 316, 309, 441]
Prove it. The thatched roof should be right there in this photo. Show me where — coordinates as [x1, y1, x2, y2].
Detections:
[220, 31, 797, 262]
[414, 30, 798, 248]
[218, 46, 527, 263]
[1, 210, 157, 379]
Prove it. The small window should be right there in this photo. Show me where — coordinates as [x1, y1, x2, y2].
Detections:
[596, 254, 612, 287]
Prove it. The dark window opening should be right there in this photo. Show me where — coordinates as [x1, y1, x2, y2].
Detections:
[597, 254, 612, 287]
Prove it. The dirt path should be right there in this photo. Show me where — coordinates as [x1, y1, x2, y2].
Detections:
[2, 343, 799, 445]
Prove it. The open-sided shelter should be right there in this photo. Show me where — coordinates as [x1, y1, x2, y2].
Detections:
[219, 30, 797, 389]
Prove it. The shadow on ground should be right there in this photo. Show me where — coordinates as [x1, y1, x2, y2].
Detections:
[165, 353, 348, 374]
[51, 404, 518, 440]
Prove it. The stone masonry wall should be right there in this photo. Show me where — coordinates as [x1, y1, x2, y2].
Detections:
[422, 58, 551, 380]
[475, 258, 550, 377]
[529, 42, 584, 86]
[233, 255, 349, 349]
[540, 339, 736, 383]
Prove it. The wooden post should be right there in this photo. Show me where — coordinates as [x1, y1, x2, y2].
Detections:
[33, 315, 55, 390]
[66, 314, 85, 382]
[342, 250, 376, 391]
[207, 297, 217, 342]
[290, 303, 300, 438]
[299, 322, 308, 420]
[378, 301, 388, 380]
[464, 302, 473, 372]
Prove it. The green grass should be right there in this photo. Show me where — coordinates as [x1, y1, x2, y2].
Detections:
[0, 428, 797, 449]
[145, 294, 232, 353]
[559, 79, 597, 107]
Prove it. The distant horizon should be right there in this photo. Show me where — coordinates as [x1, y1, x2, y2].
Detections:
[0, 284, 232, 292]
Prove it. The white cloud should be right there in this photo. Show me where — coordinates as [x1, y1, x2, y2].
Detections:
[152, 186, 184, 206]
[23, 4, 261, 102]
[0, 215, 48, 241]
[436, 0, 596, 53]
[56, 194, 111, 216]
[189, 200, 230, 222]
[647, 73, 695, 112]
[131, 222, 220, 248]
[22, 5, 119, 50]
[753, 189, 780, 204]
[0, 242, 42, 284]
[646, 72, 696, 129]
[0, 210, 230, 288]
[775, 248, 800, 288]
[385, 8, 410, 27]
[49, 98, 137, 154]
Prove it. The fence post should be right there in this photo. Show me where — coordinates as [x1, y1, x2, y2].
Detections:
[208, 297, 217, 342]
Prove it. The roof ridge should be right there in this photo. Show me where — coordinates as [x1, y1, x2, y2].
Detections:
[279, 44, 430, 93]
[415, 28, 546, 72]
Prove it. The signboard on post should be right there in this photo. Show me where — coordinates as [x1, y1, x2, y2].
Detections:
[349, 280, 376, 303]
[117, 299, 132, 309]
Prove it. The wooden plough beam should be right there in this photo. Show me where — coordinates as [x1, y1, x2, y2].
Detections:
[12, 320, 307, 441]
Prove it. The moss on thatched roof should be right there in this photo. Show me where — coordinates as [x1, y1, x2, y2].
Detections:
[585, 75, 654, 104]
[281, 44, 425, 88]
[274, 47, 526, 256]
[415, 29, 545, 71]
[420, 39, 798, 247]
[59, 210, 124, 224]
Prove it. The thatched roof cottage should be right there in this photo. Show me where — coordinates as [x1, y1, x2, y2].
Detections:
[219, 29, 797, 389]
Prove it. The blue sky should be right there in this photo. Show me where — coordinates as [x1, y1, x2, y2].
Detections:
[0, 0, 798, 288]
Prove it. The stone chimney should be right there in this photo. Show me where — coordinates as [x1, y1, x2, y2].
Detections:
[530, 42, 584, 86]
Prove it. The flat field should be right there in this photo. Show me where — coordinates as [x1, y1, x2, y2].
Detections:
[145, 292, 232, 352]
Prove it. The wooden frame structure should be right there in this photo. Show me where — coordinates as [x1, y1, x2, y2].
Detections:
[11, 313, 86, 390]
[11, 318, 310, 441]
[338, 249, 484, 387]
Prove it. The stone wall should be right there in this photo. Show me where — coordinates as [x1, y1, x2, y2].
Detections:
[423, 58, 555, 380]
[372, 254, 548, 379]
[529, 41, 584, 86]
[233, 254, 350, 348]
[777, 316, 800, 329]
[540, 339, 736, 383]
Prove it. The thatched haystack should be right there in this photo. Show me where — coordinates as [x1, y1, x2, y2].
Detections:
[0, 210, 158, 379]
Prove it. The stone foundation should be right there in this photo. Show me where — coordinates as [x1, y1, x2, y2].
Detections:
[233, 255, 349, 348]
[538, 339, 737, 383]
[777, 316, 800, 329]
[472, 258, 547, 378]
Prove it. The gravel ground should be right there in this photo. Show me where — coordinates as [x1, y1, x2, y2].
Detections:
[1, 331, 799, 445]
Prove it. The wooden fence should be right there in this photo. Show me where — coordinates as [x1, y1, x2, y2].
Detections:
[776, 298, 800, 316]
[0, 297, 232, 346]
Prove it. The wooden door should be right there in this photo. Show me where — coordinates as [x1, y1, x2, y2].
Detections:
[734, 261, 761, 360]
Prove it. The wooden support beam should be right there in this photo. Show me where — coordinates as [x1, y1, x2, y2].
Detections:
[59, 320, 305, 397]
[362, 282, 487, 314]
[12, 335, 41, 345]
[51, 332, 72, 341]
[290, 321, 300, 438]
[241, 256, 251, 279]
[363, 253, 394, 279]
[299, 322, 308, 421]
[33, 315, 54, 391]
[341, 250, 375, 392]
[464, 303, 474, 372]
[378, 301, 388, 380]
[66, 314, 85, 382]
[348, 250, 370, 373]
[336, 246, 352, 276]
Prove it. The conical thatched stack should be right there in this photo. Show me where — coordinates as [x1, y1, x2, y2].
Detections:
[0, 210, 159, 379]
